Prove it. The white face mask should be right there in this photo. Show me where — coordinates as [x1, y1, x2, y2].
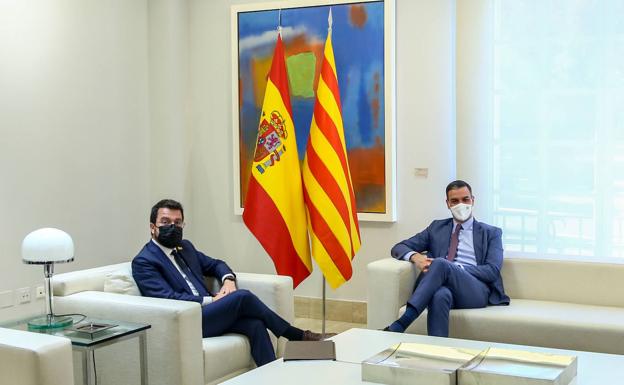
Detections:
[450, 203, 472, 222]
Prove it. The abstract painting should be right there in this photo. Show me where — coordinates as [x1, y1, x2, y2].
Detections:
[231, 0, 395, 221]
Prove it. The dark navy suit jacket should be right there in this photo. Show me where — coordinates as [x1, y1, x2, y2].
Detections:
[391, 218, 510, 306]
[132, 239, 234, 304]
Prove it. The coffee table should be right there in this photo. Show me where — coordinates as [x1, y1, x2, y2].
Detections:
[222, 328, 624, 384]
[3, 316, 150, 385]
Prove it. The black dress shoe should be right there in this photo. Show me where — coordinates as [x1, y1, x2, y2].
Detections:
[302, 330, 338, 341]
[379, 326, 391, 331]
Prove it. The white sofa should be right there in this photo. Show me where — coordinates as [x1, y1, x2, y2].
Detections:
[53, 262, 294, 385]
[367, 257, 624, 355]
[0, 327, 74, 385]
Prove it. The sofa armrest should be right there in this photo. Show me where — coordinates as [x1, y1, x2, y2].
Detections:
[55, 291, 203, 385]
[235, 272, 294, 357]
[236, 272, 294, 323]
[367, 258, 419, 329]
[0, 328, 74, 385]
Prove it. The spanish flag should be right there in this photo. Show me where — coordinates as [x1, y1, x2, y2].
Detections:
[302, 18, 361, 289]
[243, 32, 312, 288]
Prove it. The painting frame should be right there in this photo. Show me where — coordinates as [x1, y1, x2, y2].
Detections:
[231, 0, 396, 222]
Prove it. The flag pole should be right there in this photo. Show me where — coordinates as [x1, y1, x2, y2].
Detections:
[322, 277, 326, 335]
[328, 7, 333, 30]
[320, 8, 332, 339]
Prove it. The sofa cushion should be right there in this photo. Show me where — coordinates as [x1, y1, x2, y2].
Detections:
[202, 334, 254, 383]
[103, 265, 141, 296]
[401, 299, 624, 354]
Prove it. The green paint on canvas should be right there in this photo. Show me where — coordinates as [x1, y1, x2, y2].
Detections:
[286, 52, 316, 98]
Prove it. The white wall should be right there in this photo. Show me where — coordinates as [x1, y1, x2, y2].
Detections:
[456, 0, 494, 220]
[148, 0, 193, 206]
[0, 0, 458, 323]
[0, 0, 150, 320]
[188, 0, 457, 301]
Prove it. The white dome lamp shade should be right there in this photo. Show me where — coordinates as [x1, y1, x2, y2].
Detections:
[22, 228, 75, 329]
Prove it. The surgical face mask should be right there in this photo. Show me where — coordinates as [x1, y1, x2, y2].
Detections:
[450, 203, 472, 222]
[156, 224, 183, 248]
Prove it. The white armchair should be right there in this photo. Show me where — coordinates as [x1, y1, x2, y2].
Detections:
[367, 257, 420, 330]
[53, 262, 294, 385]
[0, 327, 74, 385]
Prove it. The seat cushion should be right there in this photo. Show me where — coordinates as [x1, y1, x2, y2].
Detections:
[401, 299, 624, 354]
[202, 334, 254, 383]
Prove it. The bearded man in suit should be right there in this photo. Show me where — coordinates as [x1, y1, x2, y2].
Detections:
[132, 199, 328, 367]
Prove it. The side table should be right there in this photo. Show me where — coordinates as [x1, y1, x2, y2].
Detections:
[3, 316, 151, 385]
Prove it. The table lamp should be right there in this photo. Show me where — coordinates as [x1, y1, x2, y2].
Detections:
[21, 228, 75, 329]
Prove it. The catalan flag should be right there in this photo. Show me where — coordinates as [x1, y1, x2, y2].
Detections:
[302, 16, 361, 289]
[243, 32, 312, 288]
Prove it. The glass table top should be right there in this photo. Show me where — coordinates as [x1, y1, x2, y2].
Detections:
[1, 315, 150, 347]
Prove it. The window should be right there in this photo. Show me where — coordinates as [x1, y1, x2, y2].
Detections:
[492, 0, 624, 258]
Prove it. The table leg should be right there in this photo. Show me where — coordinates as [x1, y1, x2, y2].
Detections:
[82, 349, 95, 385]
[139, 331, 148, 385]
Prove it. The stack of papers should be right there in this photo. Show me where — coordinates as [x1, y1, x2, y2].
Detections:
[362, 343, 577, 385]
[459, 347, 577, 385]
[362, 343, 482, 385]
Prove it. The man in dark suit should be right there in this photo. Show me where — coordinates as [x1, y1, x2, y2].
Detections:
[132, 199, 327, 367]
[384, 180, 510, 336]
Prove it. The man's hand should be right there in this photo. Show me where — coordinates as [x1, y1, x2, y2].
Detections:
[221, 279, 237, 294]
[409, 253, 433, 272]
[213, 280, 237, 302]
[213, 292, 227, 302]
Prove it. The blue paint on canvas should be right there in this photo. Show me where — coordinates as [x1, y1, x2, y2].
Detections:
[237, 1, 387, 213]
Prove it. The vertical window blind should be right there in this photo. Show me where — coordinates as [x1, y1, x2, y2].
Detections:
[491, 0, 624, 259]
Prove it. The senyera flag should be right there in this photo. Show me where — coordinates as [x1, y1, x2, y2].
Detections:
[242, 31, 312, 288]
[302, 12, 361, 289]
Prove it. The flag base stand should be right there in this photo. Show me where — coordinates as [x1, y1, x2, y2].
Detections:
[283, 277, 336, 361]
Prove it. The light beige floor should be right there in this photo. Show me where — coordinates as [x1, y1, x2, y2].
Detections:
[294, 317, 366, 334]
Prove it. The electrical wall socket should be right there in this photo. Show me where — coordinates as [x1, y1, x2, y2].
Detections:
[16, 287, 31, 304]
[0, 290, 13, 308]
[414, 168, 429, 177]
[36, 286, 45, 299]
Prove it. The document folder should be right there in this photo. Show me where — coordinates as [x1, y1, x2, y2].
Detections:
[283, 340, 336, 361]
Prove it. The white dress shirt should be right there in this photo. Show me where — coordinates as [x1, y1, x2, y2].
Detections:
[402, 216, 478, 268]
[451, 216, 477, 267]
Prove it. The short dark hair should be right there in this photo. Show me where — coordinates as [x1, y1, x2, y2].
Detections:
[150, 199, 184, 224]
[445, 180, 473, 198]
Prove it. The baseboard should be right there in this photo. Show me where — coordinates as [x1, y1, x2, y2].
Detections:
[294, 296, 367, 324]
